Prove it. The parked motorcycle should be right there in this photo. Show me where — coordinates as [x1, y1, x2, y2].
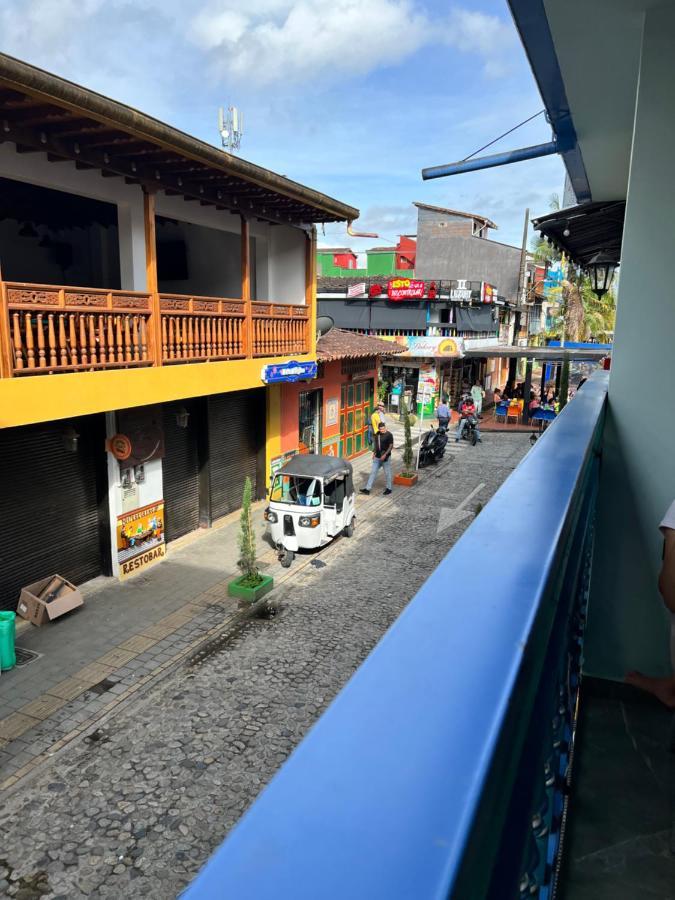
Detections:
[459, 416, 479, 446]
[418, 424, 449, 467]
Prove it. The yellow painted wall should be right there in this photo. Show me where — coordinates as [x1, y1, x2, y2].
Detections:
[0, 354, 316, 428]
[265, 384, 282, 494]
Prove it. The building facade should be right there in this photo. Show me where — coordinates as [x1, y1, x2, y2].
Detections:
[277, 329, 402, 466]
[0, 54, 357, 608]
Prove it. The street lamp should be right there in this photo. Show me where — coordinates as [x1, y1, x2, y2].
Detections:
[585, 251, 617, 298]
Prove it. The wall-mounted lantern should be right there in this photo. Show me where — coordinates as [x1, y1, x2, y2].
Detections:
[175, 406, 190, 429]
[62, 425, 80, 453]
[586, 251, 617, 298]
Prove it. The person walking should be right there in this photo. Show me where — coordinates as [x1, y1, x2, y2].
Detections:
[360, 421, 394, 495]
[471, 379, 485, 418]
[435, 397, 451, 429]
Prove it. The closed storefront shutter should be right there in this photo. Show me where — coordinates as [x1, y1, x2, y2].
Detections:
[162, 401, 201, 543]
[0, 415, 107, 612]
[208, 388, 265, 521]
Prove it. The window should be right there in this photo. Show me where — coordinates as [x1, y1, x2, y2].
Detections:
[271, 475, 321, 506]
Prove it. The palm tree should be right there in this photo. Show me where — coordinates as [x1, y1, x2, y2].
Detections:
[533, 194, 616, 342]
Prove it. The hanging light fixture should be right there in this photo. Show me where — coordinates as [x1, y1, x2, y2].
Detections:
[585, 251, 618, 298]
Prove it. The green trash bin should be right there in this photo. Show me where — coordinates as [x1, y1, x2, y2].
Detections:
[0, 611, 16, 671]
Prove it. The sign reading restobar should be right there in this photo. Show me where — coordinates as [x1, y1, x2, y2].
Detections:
[261, 360, 318, 383]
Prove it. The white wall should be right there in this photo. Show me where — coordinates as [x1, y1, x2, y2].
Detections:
[268, 225, 306, 304]
[587, 4, 675, 679]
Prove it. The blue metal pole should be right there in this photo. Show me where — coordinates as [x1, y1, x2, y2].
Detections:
[422, 140, 559, 181]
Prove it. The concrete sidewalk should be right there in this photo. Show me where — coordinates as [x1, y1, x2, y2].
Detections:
[0, 442, 402, 789]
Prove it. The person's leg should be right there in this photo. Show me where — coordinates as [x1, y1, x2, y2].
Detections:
[383, 458, 392, 491]
[365, 458, 381, 490]
[625, 614, 675, 710]
[455, 418, 466, 441]
[473, 416, 482, 441]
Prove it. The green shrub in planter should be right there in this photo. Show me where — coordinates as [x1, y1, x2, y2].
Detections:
[228, 477, 274, 602]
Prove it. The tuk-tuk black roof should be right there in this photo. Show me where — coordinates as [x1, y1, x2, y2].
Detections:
[277, 454, 353, 480]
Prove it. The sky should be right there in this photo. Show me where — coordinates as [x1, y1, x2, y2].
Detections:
[0, 0, 564, 257]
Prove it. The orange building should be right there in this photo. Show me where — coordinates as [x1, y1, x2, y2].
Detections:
[275, 330, 403, 473]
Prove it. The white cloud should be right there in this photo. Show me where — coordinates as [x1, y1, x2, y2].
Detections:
[189, 1, 509, 86]
[444, 8, 517, 78]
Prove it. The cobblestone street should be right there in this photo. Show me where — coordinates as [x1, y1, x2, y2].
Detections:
[1, 433, 530, 899]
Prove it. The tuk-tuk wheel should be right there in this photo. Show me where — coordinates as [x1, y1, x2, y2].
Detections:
[343, 517, 356, 538]
[280, 549, 294, 568]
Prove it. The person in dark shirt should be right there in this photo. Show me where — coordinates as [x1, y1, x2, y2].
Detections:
[360, 422, 394, 495]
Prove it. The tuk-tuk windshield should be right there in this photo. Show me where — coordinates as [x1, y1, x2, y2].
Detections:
[271, 474, 322, 506]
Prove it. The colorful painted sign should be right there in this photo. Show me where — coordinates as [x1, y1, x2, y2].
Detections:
[117, 501, 165, 580]
[416, 363, 439, 416]
[481, 282, 497, 303]
[261, 360, 318, 383]
[543, 257, 566, 300]
[380, 335, 465, 358]
[387, 277, 426, 300]
[325, 397, 339, 427]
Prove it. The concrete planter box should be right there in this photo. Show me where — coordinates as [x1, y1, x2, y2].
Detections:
[227, 574, 274, 603]
[394, 472, 418, 487]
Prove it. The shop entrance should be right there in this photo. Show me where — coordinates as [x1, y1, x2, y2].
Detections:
[0, 415, 109, 612]
[298, 389, 322, 454]
[340, 379, 373, 458]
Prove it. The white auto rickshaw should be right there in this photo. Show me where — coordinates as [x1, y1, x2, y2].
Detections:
[264, 454, 356, 567]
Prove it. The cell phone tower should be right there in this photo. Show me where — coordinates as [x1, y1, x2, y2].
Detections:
[218, 105, 244, 154]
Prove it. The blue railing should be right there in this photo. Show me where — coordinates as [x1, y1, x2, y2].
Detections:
[183, 374, 609, 900]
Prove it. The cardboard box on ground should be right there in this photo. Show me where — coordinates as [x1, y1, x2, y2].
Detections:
[17, 575, 84, 626]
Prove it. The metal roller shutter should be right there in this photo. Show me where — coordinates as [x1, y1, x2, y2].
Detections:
[162, 401, 201, 543]
[208, 389, 266, 521]
[0, 415, 107, 612]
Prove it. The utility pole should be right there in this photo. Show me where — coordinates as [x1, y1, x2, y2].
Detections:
[517, 207, 530, 347]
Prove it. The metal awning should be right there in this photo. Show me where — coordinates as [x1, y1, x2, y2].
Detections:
[531, 201, 624, 267]
[464, 347, 608, 361]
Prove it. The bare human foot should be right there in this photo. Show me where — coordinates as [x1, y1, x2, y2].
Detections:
[626, 670, 675, 709]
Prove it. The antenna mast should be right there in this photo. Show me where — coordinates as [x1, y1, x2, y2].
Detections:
[218, 105, 244, 154]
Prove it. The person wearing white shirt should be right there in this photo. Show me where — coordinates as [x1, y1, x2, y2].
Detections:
[470, 380, 485, 418]
[626, 499, 675, 709]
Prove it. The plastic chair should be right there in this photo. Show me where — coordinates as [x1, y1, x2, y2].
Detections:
[495, 401, 509, 423]
[507, 400, 521, 424]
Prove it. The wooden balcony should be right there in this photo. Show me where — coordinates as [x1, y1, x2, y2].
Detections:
[0, 282, 311, 377]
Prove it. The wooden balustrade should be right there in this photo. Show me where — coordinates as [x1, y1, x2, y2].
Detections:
[251, 301, 309, 357]
[0, 282, 311, 377]
[3, 284, 152, 375]
[159, 294, 246, 362]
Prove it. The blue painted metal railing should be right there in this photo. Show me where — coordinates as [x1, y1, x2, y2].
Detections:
[184, 373, 609, 900]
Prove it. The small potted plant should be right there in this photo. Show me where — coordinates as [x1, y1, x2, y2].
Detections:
[393, 405, 418, 487]
[228, 477, 274, 602]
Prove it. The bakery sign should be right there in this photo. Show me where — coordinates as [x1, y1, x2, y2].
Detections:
[387, 277, 426, 300]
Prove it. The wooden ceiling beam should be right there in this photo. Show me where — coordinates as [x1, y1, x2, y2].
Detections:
[0, 119, 305, 225]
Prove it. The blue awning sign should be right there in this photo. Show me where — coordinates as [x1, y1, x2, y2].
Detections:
[261, 360, 318, 384]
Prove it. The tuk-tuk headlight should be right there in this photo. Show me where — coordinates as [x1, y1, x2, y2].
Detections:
[264, 508, 278, 523]
[299, 514, 320, 528]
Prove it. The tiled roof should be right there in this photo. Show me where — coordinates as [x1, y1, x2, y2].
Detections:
[317, 328, 405, 361]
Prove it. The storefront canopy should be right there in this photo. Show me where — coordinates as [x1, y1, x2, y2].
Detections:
[531, 201, 625, 267]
